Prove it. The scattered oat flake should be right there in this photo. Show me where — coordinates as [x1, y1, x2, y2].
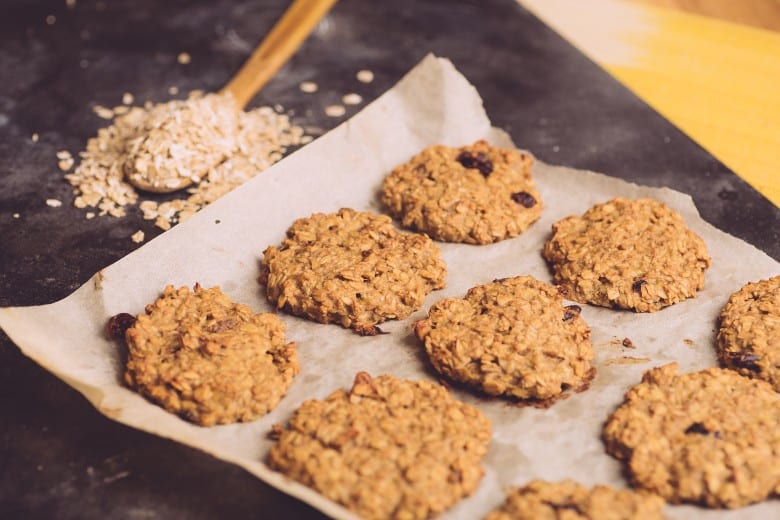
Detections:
[31, 133, 39, 142]
[604, 356, 651, 366]
[85, 212, 95, 219]
[46, 198, 62, 208]
[56, 150, 72, 160]
[325, 104, 345, 117]
[131, 230, 145, 243]
[93, 105, 114, 119]
[45, 15, 56, 25]
[58, 158, 75, 171]
[168, 86, 179, 95]
[122, 92, 134, 105]
[177, 52, 191, 65]
[299, 81, 318, 93]
[13, 213, 20, 218]
[342, 93, 362, 105]
[356, 69, 374, 83]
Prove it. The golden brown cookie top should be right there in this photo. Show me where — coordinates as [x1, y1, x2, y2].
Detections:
[267, 372, 492, 520]
[717, 275, 780, 390]
[414, 276, 595, 403]
[484, 479, 664, 520]
[543, 197, 710, 312]
[259, 208, 447, 334]
[381, 140, 542, 244]
[123, 284, 299, 426]
[603, 363, 780, 508]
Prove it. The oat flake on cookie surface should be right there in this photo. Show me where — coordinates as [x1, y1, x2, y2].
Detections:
[602, 362, 780, 508]
[381, 140, 542, 244]
[484, 479, 664, 520]
[717, 275, 780, 391]
[122, 284, 299, 426]
[259, 208, 447, 335]
[414, 276, 594, 403]
[267, 372, 491, 520]
[543, 197, 710, 312]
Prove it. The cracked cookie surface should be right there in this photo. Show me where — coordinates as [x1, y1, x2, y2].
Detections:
[413, 276, 595, 403]
[603, 363, 780, 508]
[717, 275, 780, 391]
[484, 479, 664, 520]
[267, 372, 492, 520]
[543, 198, 710, 312]
[259, 208, 447, 334]
[123, 284, 299, 426]
[381, 140, 542, 244]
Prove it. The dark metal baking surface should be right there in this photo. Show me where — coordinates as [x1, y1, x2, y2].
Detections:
[1, 0, 777, 518]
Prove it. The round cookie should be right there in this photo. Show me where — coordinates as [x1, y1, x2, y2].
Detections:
[267, 372, 492, 520]
[485, 479, 664, 520]
[123, 284, 299, 426]
[413, 276, 595, 403]
[716, 275, 780, 391]
[603, 363, 780, 508]
[259, 208, 447, 335]
[543, 197, 710, 312]
[381, 140, 542, 244]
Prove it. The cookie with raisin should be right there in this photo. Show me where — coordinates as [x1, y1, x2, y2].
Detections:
[543, 198, 710, 312]
[413, 276, 595, 404]
[603, 363, 780, 508]
[381, 140, 542, 244]
[120, 284, 299, 426]
[259, 208, 447, 335]
[267, 372, 491, 520]
[716, 275, 780, 390]
[485, 479, 664, 520]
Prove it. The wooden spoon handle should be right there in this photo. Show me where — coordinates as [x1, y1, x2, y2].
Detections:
[221, 0, 338, 109]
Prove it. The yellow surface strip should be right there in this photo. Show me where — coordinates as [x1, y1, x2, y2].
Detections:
[519, 0, 780, 206]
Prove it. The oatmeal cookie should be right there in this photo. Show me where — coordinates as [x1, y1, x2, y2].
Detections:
[603, 363, 780, 508]
[381, 140, 542, 244]
[413, 276, 595, 403]
[123, 284, 299, 426]
[267, 372, 492, 520]
[717, 275, 780, 390]
[259, 208, 447, 335]
[543, 198, 710, 312]
[484, 479, 664, 520]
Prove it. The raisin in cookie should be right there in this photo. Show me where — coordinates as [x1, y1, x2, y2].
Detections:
[543, 198, 710, 312]
[122, 284, 299, 426]
[413, 276, 595, 403]
[717, 275, 780, 391]
[484, 479, 664, 520]
[267, 372, 492, 520]
[603, 363, 780, 508]
[259, 208, 446, 335]
[381, 140, 542, 244]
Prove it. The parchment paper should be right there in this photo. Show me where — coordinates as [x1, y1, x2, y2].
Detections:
[1, 55, 778, 519]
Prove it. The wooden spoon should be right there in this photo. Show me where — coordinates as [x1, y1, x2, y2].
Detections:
[125, 0, 338, 193]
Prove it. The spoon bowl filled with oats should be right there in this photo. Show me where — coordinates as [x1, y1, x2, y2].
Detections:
[123, 0, 337, 193]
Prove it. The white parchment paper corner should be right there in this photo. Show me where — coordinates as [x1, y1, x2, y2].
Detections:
[1, 54, 778, 519]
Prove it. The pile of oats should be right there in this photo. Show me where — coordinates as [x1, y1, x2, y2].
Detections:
[64, 91, 309, 234]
